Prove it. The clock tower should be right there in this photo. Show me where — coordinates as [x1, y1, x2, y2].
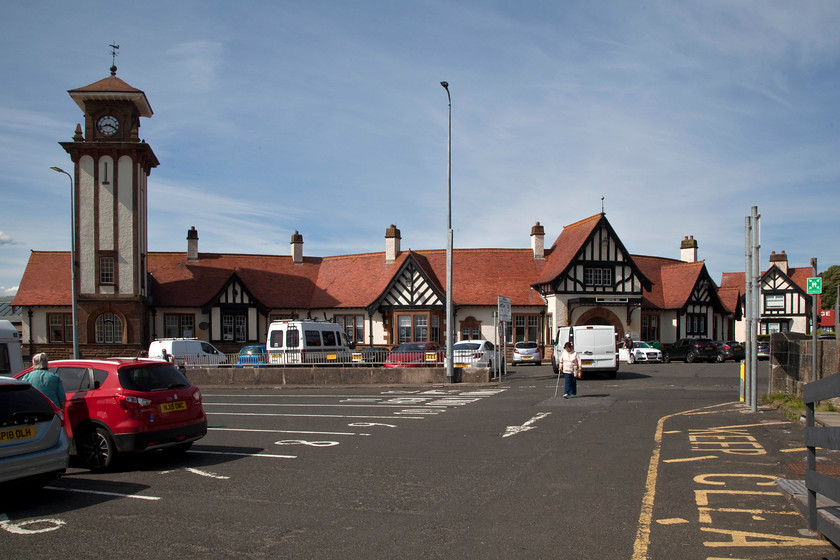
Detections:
[59, 63, 159, 350]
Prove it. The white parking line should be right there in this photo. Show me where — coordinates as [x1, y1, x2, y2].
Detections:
[206, 412, 426, 420]
[44, 486, 161, 500]
[209, 427, 359, 436]
[204, 402, 449, 408]
[188, 450, 297, 459]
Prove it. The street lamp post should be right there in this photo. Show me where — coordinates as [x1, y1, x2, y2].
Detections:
[440, 81, 454, 382]
[50, 166, 80, 359]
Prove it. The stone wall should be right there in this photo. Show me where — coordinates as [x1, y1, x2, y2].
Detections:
[768, 333, 839, 397]
[182, 365, 490, 387]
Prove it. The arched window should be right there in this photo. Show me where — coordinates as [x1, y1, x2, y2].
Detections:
[95, 312, 123, 344]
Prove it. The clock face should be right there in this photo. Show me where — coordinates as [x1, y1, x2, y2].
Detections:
[96, 115, 120, 137]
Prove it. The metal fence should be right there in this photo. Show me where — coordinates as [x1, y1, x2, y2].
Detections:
[177, 349, 456, 368]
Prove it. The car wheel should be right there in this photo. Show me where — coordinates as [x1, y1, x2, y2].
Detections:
[79, 427, 116, 471]
[629, 354, 636, 364]
[534, 361, 541, 366]
[663, 352, 671, 363]
[607, 369, 618, 379]
[685, 351, 696, 363]
[716, 353, 725, 363]
[551, 357, 559, 374]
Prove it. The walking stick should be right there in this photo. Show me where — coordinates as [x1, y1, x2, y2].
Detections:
[554, 369, 562, 398]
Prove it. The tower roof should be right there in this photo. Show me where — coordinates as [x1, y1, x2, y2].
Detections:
[68, 75, 153, 117]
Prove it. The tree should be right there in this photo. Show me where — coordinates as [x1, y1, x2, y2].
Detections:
[820, 265, 840, 310]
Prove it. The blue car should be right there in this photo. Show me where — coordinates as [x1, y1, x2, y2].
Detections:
[235, 345, 267, 368]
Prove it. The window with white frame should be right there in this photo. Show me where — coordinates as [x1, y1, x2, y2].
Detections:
[764, 294, 785, 310]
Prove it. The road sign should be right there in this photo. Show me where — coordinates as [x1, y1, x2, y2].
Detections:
[498, 296, 511, 323]
[807, 277, 822, 295]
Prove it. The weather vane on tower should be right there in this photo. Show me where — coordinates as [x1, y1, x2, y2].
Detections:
[109, 43, 120, 76]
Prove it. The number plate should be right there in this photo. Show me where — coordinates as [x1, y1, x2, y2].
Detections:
[581, 360, 594, 366]
[0, 426, 35, 443]
[454, 363, 467, 368]
[161, 401, 187, 413]
[327, 353, 338, 361]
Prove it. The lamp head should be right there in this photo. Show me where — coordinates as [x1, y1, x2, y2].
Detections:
[440, 81, 449, 89]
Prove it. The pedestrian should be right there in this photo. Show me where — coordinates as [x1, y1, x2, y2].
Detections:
[559, 342, 582, 399]
[623, 333, 633, 351]
[21, 353, 66, 409]
[161, 348, 172, 363]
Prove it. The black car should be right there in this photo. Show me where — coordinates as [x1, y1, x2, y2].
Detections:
[664, 338, 718, 363]
[713, 341, 745, 363]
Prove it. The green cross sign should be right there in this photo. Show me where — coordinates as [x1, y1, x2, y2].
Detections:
[807, 277, 822, 295]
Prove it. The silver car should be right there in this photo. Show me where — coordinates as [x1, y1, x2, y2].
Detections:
[0, 377, 69, 488]
[513, 341, 542, 365]
[452, 340, 496, 371]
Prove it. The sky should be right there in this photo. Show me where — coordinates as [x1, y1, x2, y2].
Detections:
[2, 1, 839, 297]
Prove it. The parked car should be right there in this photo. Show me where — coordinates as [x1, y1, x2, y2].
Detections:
[664, 338, 718, 363]
[623, 341, 663, 364]
[352, 347, 390, 365]
[235, 345, 267, 368]
[713, 341, 745, 363]
[148, 338, 226, 368]
[757, 341, 770, 360]
[0, 377, 69, 489]
[513, 341, 542, 366]
[384, 342, 444, 368]
[16, 358, 207, 470]
[452, 340, 496, 371]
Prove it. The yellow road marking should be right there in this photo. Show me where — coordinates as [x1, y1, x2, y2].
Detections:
[632, 402, 736, 560]
[665, 455, 719, 463]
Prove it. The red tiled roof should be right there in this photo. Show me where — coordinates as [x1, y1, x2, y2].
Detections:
[717, 286, 742, 314]
[12, 252, 71, 306]
[15, 248, 548, 310]
[534, 214, 602, 285]
[634, 255, 709, 310]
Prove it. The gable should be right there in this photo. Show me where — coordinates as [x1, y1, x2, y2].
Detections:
[534, 213, 651, 295]
[370, 255, 444, 312]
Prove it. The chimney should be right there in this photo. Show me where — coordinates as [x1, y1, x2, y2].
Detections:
[291, 231, 304, 264]
[531, 222, 545, 260]
[187, 226, 199, 262]
[769, 250, 788, 274]
[385, 224, 401, 264]
[680, 235, 698, 263]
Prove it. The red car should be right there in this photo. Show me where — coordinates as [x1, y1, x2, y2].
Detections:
[384, 342, 445, 367]
[16, 358, 206, 470]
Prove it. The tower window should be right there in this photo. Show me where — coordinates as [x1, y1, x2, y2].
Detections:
[100, 255, 115, 285]
[95, 312, 123, 344]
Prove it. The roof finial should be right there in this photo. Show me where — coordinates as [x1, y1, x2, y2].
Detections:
[109, 43, 120, 75]
[600, 195, 605, 214]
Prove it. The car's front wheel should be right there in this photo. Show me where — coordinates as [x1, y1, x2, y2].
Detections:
[79, 427, 116, 471]
[629, 353, 636, 364]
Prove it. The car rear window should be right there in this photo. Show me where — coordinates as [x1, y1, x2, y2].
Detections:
[118, 365, 192, 392]
[516, 342, 538, 349]
[0, 383, 54, 423]
[454, 343, 481, 350]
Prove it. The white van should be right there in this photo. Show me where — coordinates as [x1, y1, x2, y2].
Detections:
[0, 320, 24, 376]
[266, 320, 353, 364]
[148, 338, 226, 368]
[552, 325, 618, 378]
